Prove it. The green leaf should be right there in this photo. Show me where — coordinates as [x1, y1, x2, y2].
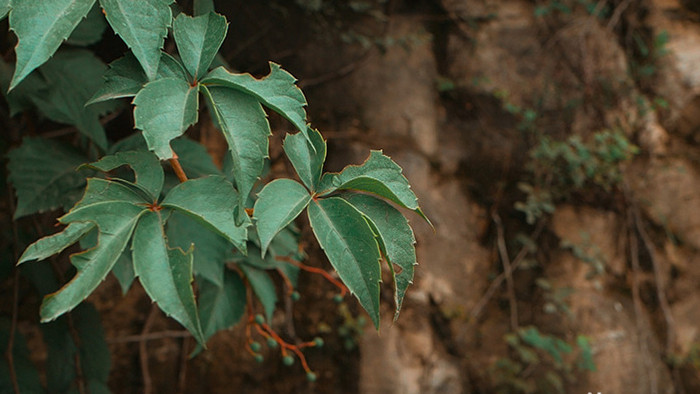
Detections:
[8, 137, 89, 219]
[162, 175, 249, 253]
[0, 0, 9, 20]
[201, 63, 309, 138]
[0, 58, 48, 116]
[132, 211, 205, 344]
[18, 222, 95, 265]
[88, 53, 145, 103]
[111, 251, 135, 294]
[253, 179, 310, 257]
[67, 2, 107, 46]
[88, 52, 188, 104]
[576, 335, 596, 372]
[166, 211, 233, 288]
[134, 77, 199, 159]
[234, 239, 300, 289]
[344, 193, 416, 320]
[198, 270, 246, 343]
[86, 150, 164, 200]
[193, 0, 214, 16]
[238, 263, 277, 322]
[43, 304, 110, 393]
[9, 0, 96, 90]
[173, 12, 228, 80]
[40, 179, 148, 322]
[283, 127, 326, 191]
[319, 150, 429, 224]
[100, 0, 174, 80]
[170, 137, 222, 177]
[201, 85, 271, 223]
[109, 131, 148, 153]
[0, 319, 44, 394]
[518, 326, 572, 366]
[34, 49, 114, 149]
[268, 225, 304, 261]
[162, 137, 223, 195]
[307, 197, 382, 328]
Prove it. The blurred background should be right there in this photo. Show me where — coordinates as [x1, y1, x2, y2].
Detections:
[4, 0, 700, 392]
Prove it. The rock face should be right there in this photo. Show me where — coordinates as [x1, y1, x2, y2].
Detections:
[312, 0, 700, 392]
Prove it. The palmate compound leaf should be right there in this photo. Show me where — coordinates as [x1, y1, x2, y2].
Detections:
[343, 193, 417, 320]
[132, 211, 205, 345]
[88, 52, 187, 104]
[318, 150, 431, 225]
[36, 179, 148, 322]
[283, 127, 326, 191]
[8, 138, 90, 219]
[173, 12, 228, 81]
[201, 63, 310, 141]
[307, 197, 382, 328]
[201, 85, 271, 224]
[253, 179, 311, 258]
[8, 0, 96, 90]
[162, 175, 249, 254]
[99, 0, 174, 81]
[133, 77, 199, 159]
[85, 150, 164, 201]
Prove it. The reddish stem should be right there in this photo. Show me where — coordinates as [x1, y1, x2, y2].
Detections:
[276, 256, 348, 296]
[168, 151, 188, 183]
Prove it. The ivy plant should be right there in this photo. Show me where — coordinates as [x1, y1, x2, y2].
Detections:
[2, 0, 428, 388]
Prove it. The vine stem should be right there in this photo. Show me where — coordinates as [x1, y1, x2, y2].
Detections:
[276, 256, 348, 296]
[169, 150, 188, 183]
[140, 305, 158, 394]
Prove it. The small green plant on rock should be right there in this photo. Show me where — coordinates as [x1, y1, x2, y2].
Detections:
[490, 326, 596, 394]
[516, 130, 638, 224]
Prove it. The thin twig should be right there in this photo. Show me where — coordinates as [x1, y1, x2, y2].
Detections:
[6, 270, 20, 394]
[140, 305, 158, 394]
[607, 0, 634, 31]
[491, 212, 519, 331]
[299, 51, 374, 89]
[626, 203, 659, 393]
[469, 221, 545, 323]
[176, 337, 191, 394]
[633, 205, 676, 354]
[277, 268, 297, 338]
[6, 187, 20, 394]
[107, 330, 191, 344]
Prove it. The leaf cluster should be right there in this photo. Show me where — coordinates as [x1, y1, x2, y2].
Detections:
[5, 0, 428, 369]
